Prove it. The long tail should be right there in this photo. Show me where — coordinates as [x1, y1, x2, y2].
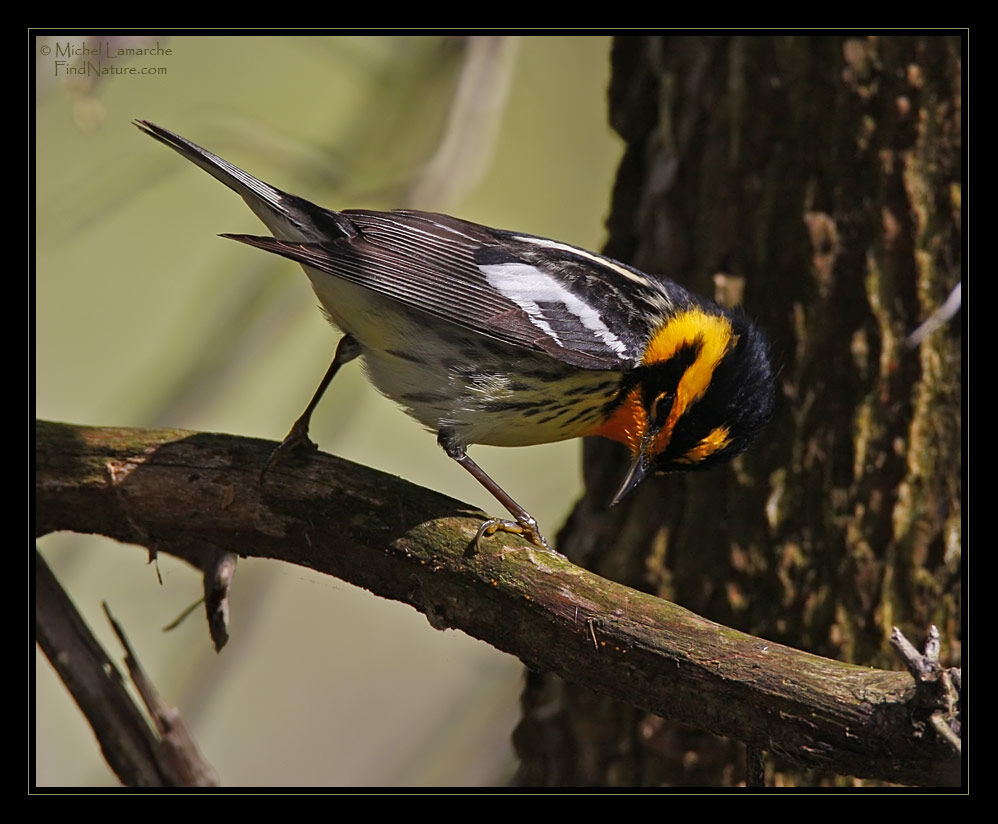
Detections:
[134, 120, 359, 243]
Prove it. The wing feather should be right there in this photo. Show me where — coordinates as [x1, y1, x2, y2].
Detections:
[224, 210, 671, 371]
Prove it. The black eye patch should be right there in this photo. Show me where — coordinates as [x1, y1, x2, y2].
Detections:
[639, 340, 702, 411]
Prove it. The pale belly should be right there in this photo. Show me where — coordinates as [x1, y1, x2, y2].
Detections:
[305, 269, 623, 447]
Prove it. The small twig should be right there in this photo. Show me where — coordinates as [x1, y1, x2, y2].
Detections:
[586, 616, 600, 653]
[890, 626, 961, 756]
[890, 625, 942, 682]
[930, 712, 962, 754]
[203, 551, 238, 652]
[35, 549, 218, 786]
[745, 745, 766, 787]
[163, 597, 206, 632]
[103, 604, 219, 786]
[905, 282, 961, 349]
[35, 549, 166, 787]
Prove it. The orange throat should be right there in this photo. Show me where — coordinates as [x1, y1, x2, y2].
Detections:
[589, 387, 646, 456]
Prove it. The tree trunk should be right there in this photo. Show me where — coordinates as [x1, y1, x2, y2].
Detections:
[513, 34, 962, 788]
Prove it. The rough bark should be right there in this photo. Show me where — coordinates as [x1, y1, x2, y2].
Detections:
[513, 34, 963, 787]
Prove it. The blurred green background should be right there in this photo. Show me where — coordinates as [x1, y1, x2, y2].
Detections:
[34, 34, 622, 787]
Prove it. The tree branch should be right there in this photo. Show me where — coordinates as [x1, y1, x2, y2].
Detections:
[35, 548, 217, 786]
[34, 420, 960, 786]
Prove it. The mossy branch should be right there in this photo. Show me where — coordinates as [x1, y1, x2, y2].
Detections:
[35, 420, 960, 786]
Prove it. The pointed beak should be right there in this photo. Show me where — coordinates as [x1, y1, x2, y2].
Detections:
[610, 447, 651, 507]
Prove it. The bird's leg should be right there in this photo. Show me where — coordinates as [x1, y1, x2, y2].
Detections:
[437, 430, 556, 553]
[261, 334, 361, 480]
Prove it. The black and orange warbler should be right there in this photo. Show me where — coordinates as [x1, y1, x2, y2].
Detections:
[136, 121, 774, 552]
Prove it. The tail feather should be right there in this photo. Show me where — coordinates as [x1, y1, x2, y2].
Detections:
[134, 120, 359, 243]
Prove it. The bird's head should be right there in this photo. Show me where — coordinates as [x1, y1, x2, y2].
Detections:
[590, 306, 775, 504]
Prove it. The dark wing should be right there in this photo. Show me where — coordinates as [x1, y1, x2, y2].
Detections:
[225, 209, 678, 371]
[136, 122, 674, 371]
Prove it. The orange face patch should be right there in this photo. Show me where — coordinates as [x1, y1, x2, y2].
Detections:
[674, 426, 733, 464]
[590, 309, 735, 460]
[589, 386, 644, 454]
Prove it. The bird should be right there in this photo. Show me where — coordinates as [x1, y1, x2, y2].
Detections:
[135, 120, 774, 552]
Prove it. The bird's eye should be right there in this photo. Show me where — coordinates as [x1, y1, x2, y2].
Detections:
[649, 392, 674, 428]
